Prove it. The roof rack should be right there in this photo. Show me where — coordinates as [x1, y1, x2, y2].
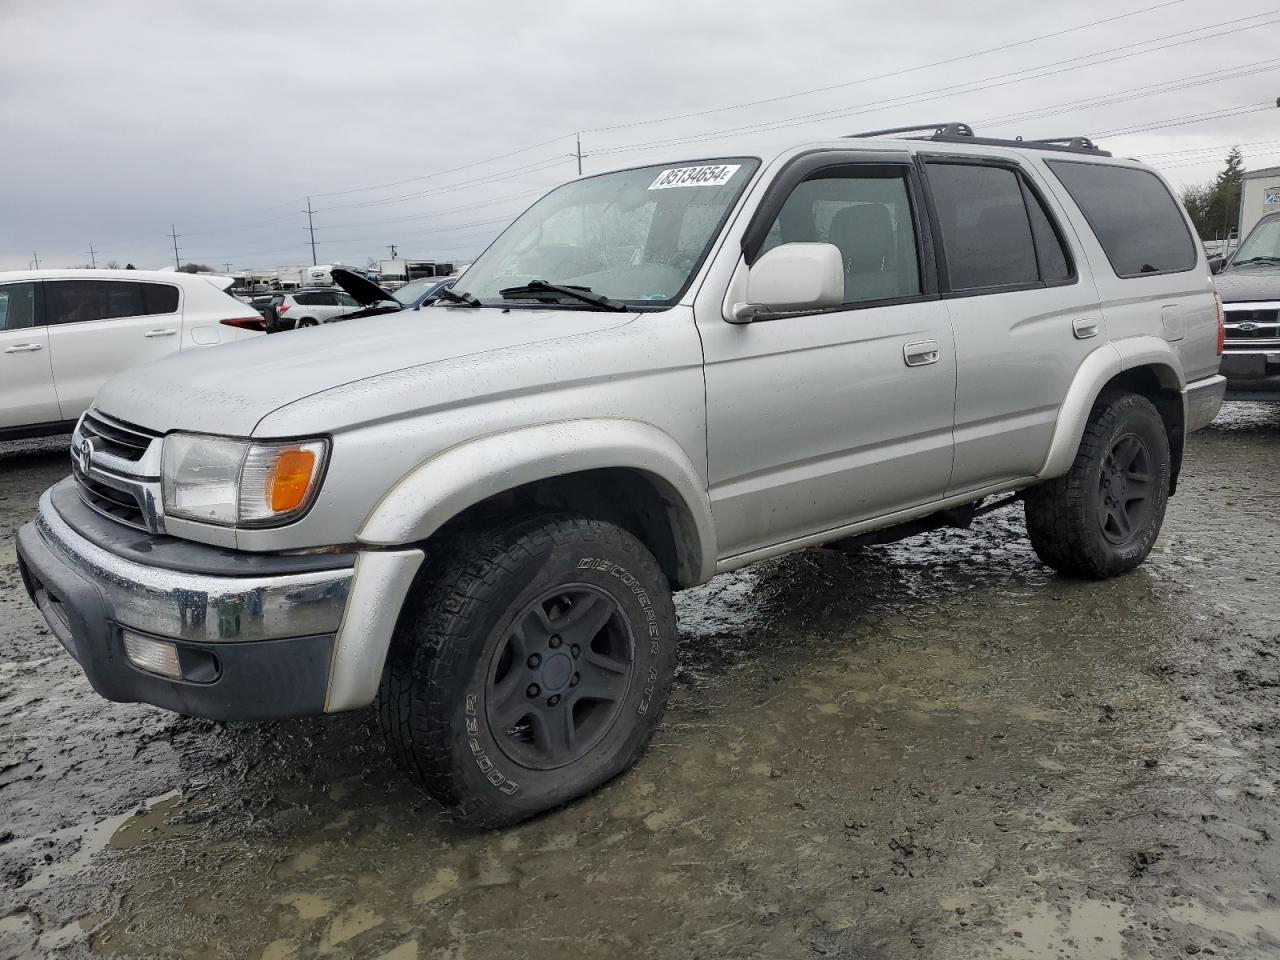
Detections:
[845, 122, 1111, 157]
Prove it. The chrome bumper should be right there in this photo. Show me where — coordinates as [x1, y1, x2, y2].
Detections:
[19, 487, 423, 718]
[34, 488, 352, 643]
[1184, 374, 1226, 433]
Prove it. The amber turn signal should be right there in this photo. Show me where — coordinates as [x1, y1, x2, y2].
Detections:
[267, 448, 318, 512]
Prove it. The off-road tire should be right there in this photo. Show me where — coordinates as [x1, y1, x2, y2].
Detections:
[377, 513, 676, 828]
[1024, 390, 1170, 579]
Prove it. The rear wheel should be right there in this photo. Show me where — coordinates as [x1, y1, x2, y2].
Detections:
[377, 513, 676, 827]
[1024, 390, 1170, 579]
[296, 317, 317, 328]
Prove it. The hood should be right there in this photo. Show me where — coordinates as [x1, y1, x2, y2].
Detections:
[94, 307, 637, 436]
[331, 267, 397, 307]
[1214, 266, 1280, 304]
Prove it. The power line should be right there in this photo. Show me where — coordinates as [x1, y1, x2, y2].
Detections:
[307, 132, 576, 200]
[581, 0, 1193, 134]
[585, 13, 1280, 159]
[977, 57, 1280, 128]
[1093, 101, 1276, 137]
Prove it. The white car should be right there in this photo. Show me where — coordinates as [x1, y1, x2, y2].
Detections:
[0, 269, 263, 439]
[275, 288, 362, 329]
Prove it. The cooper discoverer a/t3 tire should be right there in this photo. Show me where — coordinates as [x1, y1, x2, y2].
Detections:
[377, 513, 676, 828]
[1024, 390, 1171, 579]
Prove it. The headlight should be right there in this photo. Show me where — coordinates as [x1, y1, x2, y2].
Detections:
[161, 433, 328, 527]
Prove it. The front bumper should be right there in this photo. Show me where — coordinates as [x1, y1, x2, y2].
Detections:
[1220, 351, 1280, 401]
[17, 481, 421, 720]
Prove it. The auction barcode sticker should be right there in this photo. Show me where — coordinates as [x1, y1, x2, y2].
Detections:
[648, 164, 741, 190]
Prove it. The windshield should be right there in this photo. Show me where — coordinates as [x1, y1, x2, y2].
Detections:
[1232, 218, 1280, 265]
[392, 277, 441, 305]
[454, 158, 759, 306]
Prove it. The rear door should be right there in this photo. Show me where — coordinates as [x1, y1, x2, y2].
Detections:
[920, 155, 1103, 494]
[44, 279, 185, 420]
[0, 281, 60, 430]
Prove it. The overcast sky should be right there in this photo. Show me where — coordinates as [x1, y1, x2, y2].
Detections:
[2, 0, 1278, 272]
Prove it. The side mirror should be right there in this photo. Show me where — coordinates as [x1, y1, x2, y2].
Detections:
[1208, 255, 1227, 275]
[730, 242, 844, 322]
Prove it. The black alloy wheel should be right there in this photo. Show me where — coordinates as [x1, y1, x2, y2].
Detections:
[486, 585, 633, 770]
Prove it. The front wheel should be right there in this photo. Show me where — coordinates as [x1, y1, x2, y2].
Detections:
[1024, 390, 1171, 579]
[377, 513, 676, 827]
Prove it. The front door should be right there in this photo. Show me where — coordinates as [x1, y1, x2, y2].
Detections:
[0, 281, 59, 430]
[700, 154, 957, 560]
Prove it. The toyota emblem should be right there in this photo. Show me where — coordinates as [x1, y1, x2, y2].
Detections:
[72, 437, 94, 475]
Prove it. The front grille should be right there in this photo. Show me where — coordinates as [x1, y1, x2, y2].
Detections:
[1224, 307, 1280, 350]
[73, 465, 149, 529]
[79, 409, 160, 462]
[71, 407, 163, 532]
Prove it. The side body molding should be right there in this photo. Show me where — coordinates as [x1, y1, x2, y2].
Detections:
[1038, 338, 1187, 480]
[357, 418, 718, 586]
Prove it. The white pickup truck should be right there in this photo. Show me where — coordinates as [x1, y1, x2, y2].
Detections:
[18, 124, 1224, 827]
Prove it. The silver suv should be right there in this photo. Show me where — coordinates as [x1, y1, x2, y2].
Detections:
[17, 123, 1225, 827]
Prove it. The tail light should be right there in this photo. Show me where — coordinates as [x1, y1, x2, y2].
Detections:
[221, 316, 266, 331]
[278, 303, 291, 314]
[1214, 293, 1225, 356]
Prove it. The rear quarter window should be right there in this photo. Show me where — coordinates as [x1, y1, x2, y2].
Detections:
[1046, 161, 1196, 278]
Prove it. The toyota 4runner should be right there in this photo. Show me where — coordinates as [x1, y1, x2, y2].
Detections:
[18, 122, 1225, 827]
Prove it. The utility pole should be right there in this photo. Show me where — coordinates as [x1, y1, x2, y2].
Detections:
[87, 244, 97, 268]
[31, 251, 40, 269]
[574, 132, 584, 176]
[387, 243, 398, 260]
[304, 196, 317, 266]
[224, 262, 232, 273]
[170, 224, 181, 269]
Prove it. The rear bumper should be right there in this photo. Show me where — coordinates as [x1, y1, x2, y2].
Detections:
[1184, 374, 1226, 431]
[17, 485, 421, 720]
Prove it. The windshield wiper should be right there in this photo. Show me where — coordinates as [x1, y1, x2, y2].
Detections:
[1231, 256, 1280, 266]
[434, 287, 482, 307]
[499, 280, 627, 311]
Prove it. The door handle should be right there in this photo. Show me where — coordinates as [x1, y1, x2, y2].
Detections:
[3, 343, 43, 353]
[903, 340, 940, 367]
[1072, 318, 1099, 339]
[143, 328, 177, 338]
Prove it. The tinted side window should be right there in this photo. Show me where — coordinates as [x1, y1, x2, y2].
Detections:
[293, 293, 319, 306]
[141, 282, 179, 314]
[46, 280, 144, 325]
[0, 282, 37, 331]
[926, 163, 1038, 290]
[1047, 161, 1195, 277]
[760, 166, 921, 305]
[1025, 189, 1071, 282]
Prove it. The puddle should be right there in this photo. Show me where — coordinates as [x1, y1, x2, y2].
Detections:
[998, 899, 1129, 959]
[20, 789, 182, 893]
[1170, 897, 1280, 946]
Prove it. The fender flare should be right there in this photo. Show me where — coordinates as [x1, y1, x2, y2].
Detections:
[1039, 338, 1186, 479]
[357, 418, 718, 585]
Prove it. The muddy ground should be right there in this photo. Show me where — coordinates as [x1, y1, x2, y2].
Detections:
[2, 405, 1279, 960]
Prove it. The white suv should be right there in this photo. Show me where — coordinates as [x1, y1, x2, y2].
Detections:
[0, 269, 263, 440]
[275, 288, 361, 329]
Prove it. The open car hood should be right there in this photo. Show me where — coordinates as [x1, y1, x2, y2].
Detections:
[332, 267, 399, 307]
